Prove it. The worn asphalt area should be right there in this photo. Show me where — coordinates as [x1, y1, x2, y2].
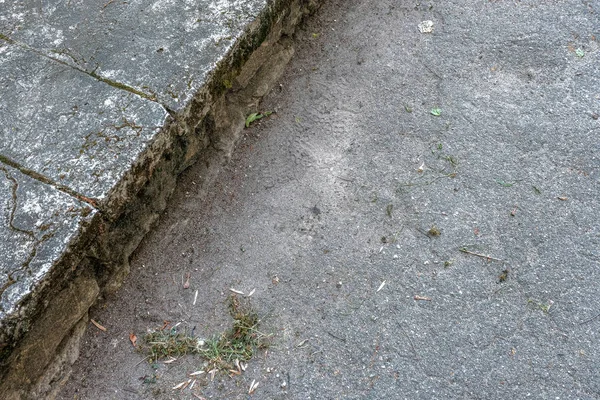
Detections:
[59, 0, 600, 399]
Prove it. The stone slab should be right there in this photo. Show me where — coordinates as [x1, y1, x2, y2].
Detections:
[0, 164, 96, 323]
[0, 42, 168, 201]
[1, 0, 266, 111]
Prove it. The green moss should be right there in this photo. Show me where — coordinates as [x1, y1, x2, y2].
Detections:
[88, 72, 156, 101]
[0, 33, 14, 44]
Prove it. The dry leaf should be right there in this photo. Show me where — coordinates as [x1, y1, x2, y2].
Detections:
[557, 196, 568, 201]
[248, 379, 260, 394]
[90, 319, 107, 332]
[247, 288, 256, 297]
[129, 333, 137, 347]
[272, 275, 280, 284]
[164, 357, 177, 364]
[172, 381, 187, 390]
[229, 288, 244, 295]
[209, 368, 217, 381]
[189, 370, 205, 376]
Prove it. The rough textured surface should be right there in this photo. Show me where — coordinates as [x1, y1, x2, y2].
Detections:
[0, 165, 96, 330]
[0, 44, 168, 201]
[59, 0, 600, 399]
[1, 0, 320, 398]
[1, 0, 267, 111]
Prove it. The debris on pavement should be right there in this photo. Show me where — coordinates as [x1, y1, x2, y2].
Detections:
[90, 319, 107, 332]
[418, 20, 434, 33]
[248, 379, 260, 394]
[414, 295, 432, 301]
[129, 333, 137, 347]
[459, 247, 503, 262]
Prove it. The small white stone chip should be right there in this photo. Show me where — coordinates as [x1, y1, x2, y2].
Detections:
[418, 20, 434, 33]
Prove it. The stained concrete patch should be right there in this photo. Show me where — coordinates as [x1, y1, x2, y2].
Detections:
[0, 42, 168, 201]
[0, 0, 266, 110]
[0, 164, 96, 328]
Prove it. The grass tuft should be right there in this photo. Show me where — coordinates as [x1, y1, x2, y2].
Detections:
[141, 295, 270, 373]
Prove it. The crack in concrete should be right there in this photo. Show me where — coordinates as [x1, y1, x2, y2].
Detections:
[0, 154, 99, 210]
[0, 167, 38, 301]
[0, 34, 167, 110]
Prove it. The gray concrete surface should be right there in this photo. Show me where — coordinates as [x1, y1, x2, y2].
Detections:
[1, 0, 320, 398]
[0, 165, 96, 318]
[57, 0, 600, 399]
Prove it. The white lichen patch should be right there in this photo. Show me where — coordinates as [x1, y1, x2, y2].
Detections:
[99, 69, 119, 80]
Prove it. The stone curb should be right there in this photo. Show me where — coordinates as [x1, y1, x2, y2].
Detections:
[0, 0, 321, 398]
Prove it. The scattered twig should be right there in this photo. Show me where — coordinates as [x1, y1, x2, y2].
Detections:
[193, 290, 198, 305]
[327, 331, 347, 342]
[334, 175, 355, 182]
[414, 295, 432, 301]
[580, 313, 600, 325]
[377, 281, 386, 292]
[134, 355, 151, 367]
[459, 247, 502, 262]
[172, 380, 188, 390]
[90, 319, 107, 332]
